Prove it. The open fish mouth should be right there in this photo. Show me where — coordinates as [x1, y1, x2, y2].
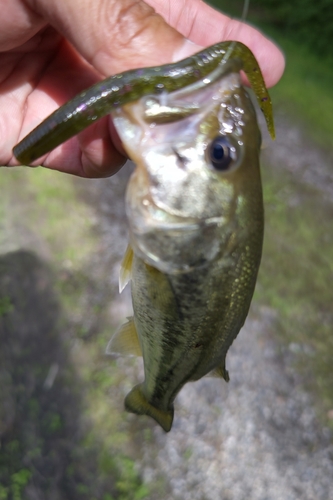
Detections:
[118, 64, 249, 275]
[124, 148, 236, 272]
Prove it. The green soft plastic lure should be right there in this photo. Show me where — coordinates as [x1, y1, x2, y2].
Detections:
[13, 41, 274, 164]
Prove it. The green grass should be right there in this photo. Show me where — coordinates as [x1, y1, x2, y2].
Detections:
[257, 23, 333, 426]
[260, 18, 333, 429]
[0, 167, 96, 265]
[263, 32, 333, 149]
[27, 168, 97, 264]
[255, 164, 333, 423]
[0, 296, 13, 316]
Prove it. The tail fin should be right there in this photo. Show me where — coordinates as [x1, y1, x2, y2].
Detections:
[124, 384, 174, 432]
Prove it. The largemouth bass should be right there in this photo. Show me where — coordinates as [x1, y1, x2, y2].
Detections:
[12, 42, 274, 432]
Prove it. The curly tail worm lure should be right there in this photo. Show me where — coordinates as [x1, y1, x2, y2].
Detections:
[13, 41, 275, 165]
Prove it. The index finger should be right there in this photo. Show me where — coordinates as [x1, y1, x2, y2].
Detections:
[146, 0, 285, 87]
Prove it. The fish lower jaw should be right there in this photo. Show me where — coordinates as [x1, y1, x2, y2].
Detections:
[129, 216, 229, 274]
[127, 201, 229, 237]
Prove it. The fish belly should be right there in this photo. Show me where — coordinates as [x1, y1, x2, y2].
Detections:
[125, 234, 261, 430]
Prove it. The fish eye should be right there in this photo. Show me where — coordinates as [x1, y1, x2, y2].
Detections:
[207, 136, 237, 171]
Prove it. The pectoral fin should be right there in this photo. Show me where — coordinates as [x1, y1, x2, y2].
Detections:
[119, 245, 134, 293]
[106, 317, 142, 357]
[125, 383, 174, 432]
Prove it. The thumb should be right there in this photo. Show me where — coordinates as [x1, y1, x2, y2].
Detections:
[28, 0, 195, 75]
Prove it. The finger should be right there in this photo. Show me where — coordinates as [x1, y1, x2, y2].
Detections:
[39, 116, 127, 178]
[26, 0, 192, 74]
[146, 0, 285, 87]
[78, 118, 127, 178]
[21, 0, 205, 177]
[0, 0, 46, 50]
[10, 36, 129, 177]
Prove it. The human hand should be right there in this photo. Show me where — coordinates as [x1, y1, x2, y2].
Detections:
[3, 0, 285, 177]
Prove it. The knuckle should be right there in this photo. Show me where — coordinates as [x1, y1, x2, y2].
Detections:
[102, 0, 157, 50]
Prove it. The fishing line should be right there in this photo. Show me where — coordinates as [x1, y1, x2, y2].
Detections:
[171, 0, 252, 97]
[221, 0, 250, 65]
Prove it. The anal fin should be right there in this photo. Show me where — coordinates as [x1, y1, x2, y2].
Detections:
[106, 317, 142, 357]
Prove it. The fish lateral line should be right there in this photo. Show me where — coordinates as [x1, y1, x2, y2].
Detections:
[13, 41, 274, 165]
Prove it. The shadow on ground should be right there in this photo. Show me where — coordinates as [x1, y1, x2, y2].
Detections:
[0, 250, 119, 500]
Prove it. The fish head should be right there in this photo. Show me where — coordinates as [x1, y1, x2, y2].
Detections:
[111, 59, 263, 273]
